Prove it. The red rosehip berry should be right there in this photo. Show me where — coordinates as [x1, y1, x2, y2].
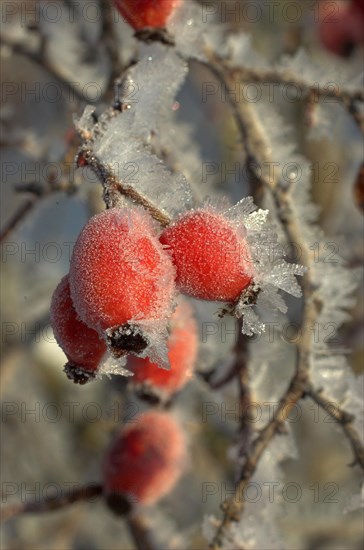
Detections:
[319, 0, 364, 57]
[103, 411, 186, 511]
[69, 207, 175, 359]
[160, 208, 253, 302]
[127, 299, 198, 401]
[113, 0, 182, 30]
[50, 275, 106, 384]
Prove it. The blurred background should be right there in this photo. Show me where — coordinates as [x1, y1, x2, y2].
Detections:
[1, 1, 363, 549]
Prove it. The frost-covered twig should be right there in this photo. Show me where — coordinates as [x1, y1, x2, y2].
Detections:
[206, 55, 362, 549]
[208, 55, 364, 133]
[208, 360, 308, 549]
[0, 199, 36, 244]
[306, 384, 364, 469]
[78, 148, 171, 227]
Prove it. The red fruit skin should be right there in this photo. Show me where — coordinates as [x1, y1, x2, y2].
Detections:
[114, 0, 181, 30]
[160, 209, 253, 302]
[127, 300, 198, 398]
[69, 208, 175, 334]
[319, 1, 364, 56]
[103, 411, 186, 506]
[50, 275, 106, 380]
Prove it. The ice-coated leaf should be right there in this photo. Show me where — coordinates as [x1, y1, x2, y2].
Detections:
[123, 44, 188, 137]
[75, 47, 193, 218]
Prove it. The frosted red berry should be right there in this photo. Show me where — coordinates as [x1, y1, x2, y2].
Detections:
[160, 208, 253, 302]
[103, 411, 185, 510]
[69, 207, 175, 356]
[114, 0, 181, 30]
[50, 275, 106, 384]
[127, 300, 198, 401]
[319, 0, 364, 57]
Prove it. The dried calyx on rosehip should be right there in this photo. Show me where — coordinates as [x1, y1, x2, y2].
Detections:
[127, 298, 198, 403]
[69, 207, 176, 370]
[50, 275, 107, 384]
[102, 411, 186, 512]
[161, 198, 306, 337]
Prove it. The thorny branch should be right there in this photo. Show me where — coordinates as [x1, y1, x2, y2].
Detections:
[2, 11, 363, 550]
[206, 54, 364, 549]
[235, 63, 364, 133]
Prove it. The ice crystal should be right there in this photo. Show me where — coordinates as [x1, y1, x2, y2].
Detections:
[75, 47, 193, 218]
[225, 198, 306, 336]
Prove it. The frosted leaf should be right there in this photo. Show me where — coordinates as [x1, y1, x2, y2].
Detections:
[75, 48, 193, 218]
[123, 45, 188, 137]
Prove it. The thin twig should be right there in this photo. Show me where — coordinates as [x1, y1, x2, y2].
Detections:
[126, 513, 158, 550]
[0, 484, 103, 523]
[209, 357, 307, 549]
[305, 384, 364, 469]
[79, 148, 172, 227]
[0, 199, 36, 243]
[206, 54, 363, 548]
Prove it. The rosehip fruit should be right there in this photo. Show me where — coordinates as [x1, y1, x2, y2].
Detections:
[160, 208, 253, 302]
[113, 0, 182, 30]
[103, 411, 186, 511]
[127, 299, 198, 401]
[50, 275, 106, 384]
[69, 207, 175, 357]
[319, 0, 364, 57]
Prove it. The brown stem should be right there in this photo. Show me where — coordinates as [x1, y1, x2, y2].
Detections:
[205, 53, 363, 549]
[126, 513, 158, 550]
[80, 149, 171, 227]
[305, 384, 364, 469]
[0, 484, 103, 523]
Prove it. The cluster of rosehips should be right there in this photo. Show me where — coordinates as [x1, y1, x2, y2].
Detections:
[51, 206, 253, 387]
[48, 0, 258, 512]
[50, 205, 254, 508]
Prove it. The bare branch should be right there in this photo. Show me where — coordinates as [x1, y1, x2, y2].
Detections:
[305, 384, 364, 469]
[0, 484, 103, 523]
[79, 148, 172, 227]
[126, 513, 159, 550]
